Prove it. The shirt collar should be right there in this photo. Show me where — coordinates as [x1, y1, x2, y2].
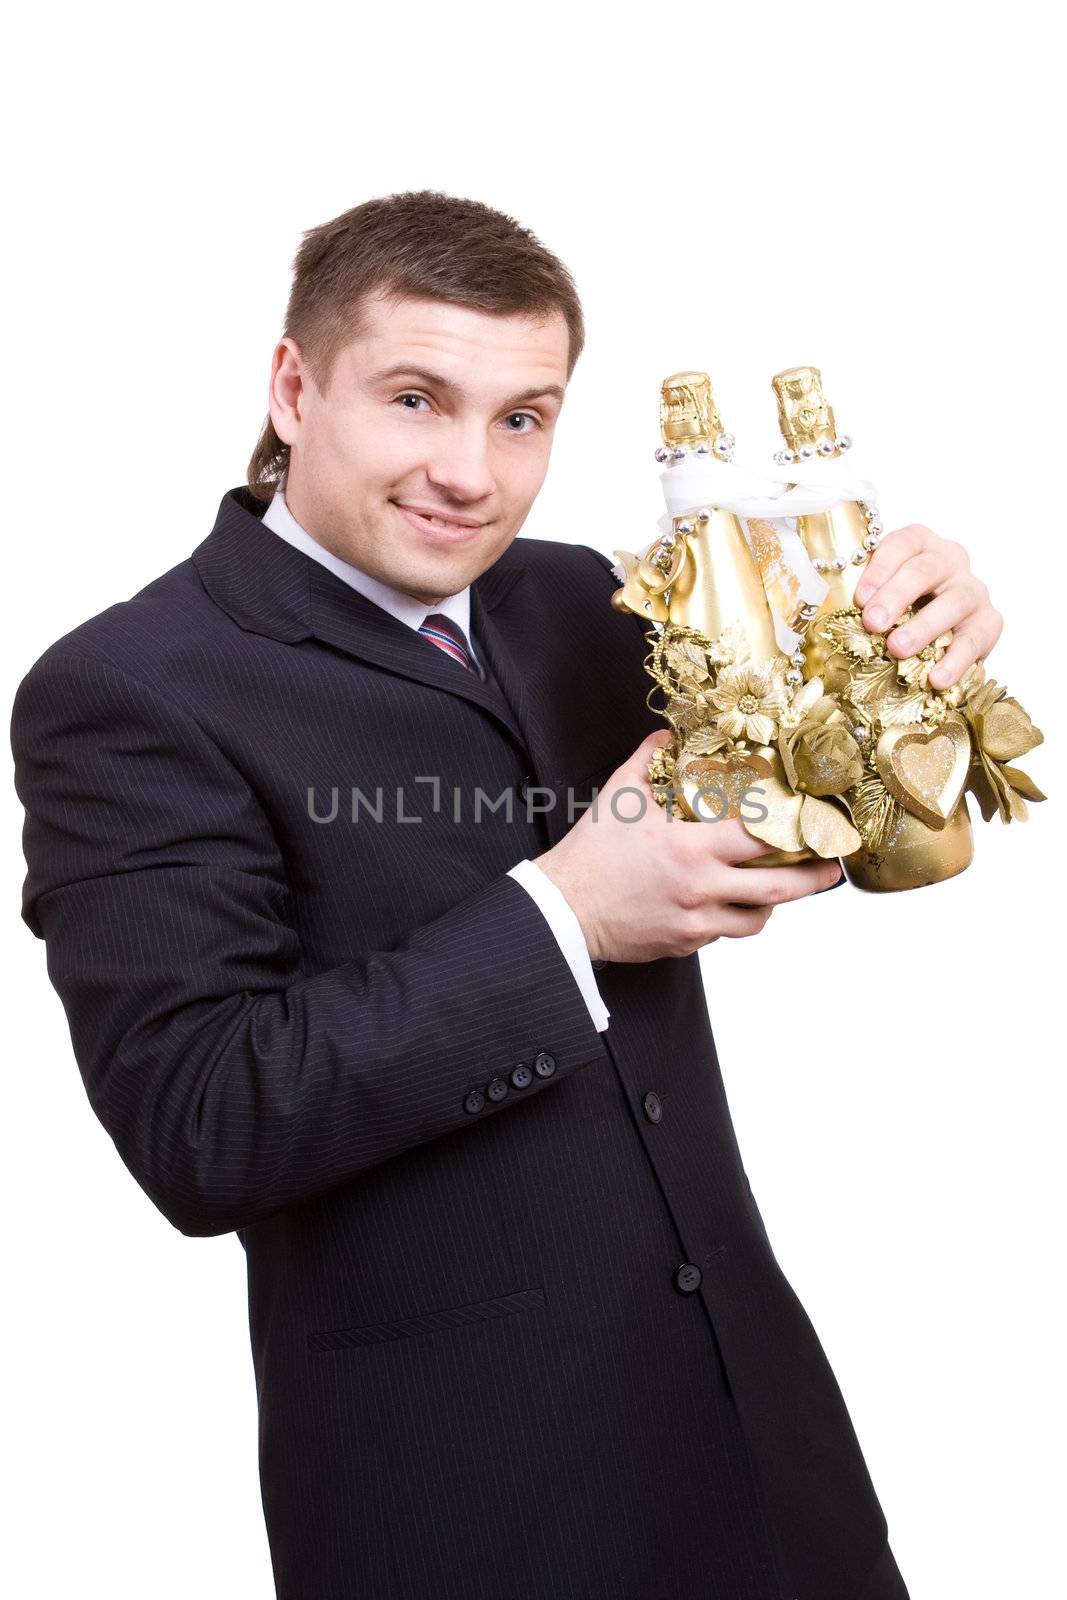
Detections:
[261, 483, 482, 675]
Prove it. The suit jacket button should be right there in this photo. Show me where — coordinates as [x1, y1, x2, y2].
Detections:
[674, 1262, 702, 1294]
[643, 1091, 663, 1123]
[463, 1088, 486, 1115]
[487, 1076, 509, 1102]
[533, 1051, 557, 1078]
[510, 1063, 533, 1090]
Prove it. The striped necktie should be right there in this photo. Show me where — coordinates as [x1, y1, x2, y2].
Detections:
[417, 612, 477, 674]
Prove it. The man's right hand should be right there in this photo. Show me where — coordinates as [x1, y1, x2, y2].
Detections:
[535, 729, 844, 964]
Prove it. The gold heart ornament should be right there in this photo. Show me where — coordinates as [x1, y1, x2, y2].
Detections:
[874, 713, 972, 831]
[672, 750, 774, 822]
[671, 748, 827, 864]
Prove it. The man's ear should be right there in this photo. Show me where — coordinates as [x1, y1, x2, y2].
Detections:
[268, 337, 306, 447]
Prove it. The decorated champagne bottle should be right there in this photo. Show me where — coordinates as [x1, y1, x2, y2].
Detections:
[771, 365, 975, 890]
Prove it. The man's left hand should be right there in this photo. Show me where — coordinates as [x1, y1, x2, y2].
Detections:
[852, 523, 1003, 689]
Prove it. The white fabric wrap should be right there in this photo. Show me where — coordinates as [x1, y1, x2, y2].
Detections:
[654, 454, 881, 656]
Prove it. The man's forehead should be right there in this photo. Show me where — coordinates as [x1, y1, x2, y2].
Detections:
[350, 292, 569, 380]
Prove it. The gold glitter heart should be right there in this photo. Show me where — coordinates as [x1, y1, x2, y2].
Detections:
[874, 713, 971, 831]
[673, 750, 773, 821]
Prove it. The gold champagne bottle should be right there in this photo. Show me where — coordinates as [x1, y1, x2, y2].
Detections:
[771, 366, 974, 891]
[654, 372, 783, 661]
[613, 371, 821, 864]
[771, 367, 874, 678]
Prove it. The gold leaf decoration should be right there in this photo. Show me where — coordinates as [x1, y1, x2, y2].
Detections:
[664, 638, 713, 686]
[847, 656, 899, 707]
[875, 684, 929, 728]
[740, 771, 805, 852]
[965, 760, 1002, 823]
[894, 628, 954, 689]
[822, 651, 857, 695]
[849, 771, 903, 851]
[681, 724, 732, 756]
[998, 763, 1047, 803]
[798, 794, 862, 856]
[817, 608, 888, 662]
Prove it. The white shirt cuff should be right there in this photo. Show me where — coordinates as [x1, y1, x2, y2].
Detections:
[506, 858, 611, 1033]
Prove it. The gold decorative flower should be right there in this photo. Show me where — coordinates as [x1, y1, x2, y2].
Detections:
[973, 690, 1043, 762]
[962, 675, 1046, 823]
[709, 662, 788, 745]
[774, 677, 864, 796]
[785, 721, 865, 797]
[705, 620, 751, 669]
[647, 743, 676, 801]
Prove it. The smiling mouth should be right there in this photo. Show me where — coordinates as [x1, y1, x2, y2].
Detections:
[393, 503, 487, 539]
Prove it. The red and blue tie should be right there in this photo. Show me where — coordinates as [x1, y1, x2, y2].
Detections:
[417, 613, 477, 674]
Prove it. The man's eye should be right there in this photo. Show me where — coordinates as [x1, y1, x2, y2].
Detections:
[393, 395, 539, 432]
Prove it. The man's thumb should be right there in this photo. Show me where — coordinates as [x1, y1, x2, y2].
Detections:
[620, 727, 672, 780]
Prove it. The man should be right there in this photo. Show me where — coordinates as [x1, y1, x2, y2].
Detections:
[11, 191, 1002, 1600]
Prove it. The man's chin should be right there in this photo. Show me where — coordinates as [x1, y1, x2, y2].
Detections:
[401, 561, 489, 604]
[388, 525, 512, 597]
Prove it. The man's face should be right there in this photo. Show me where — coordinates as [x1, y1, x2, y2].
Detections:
[268, 291, 570, 605]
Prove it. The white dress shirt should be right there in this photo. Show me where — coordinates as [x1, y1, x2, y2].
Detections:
[261, 484, 610, 1032]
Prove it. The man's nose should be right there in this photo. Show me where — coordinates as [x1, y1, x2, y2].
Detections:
[424, 423, 496, 504]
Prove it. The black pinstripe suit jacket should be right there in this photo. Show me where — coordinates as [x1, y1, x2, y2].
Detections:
[11, 486, 909, 1600]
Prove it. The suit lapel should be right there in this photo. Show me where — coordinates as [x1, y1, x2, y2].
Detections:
[194, 487, 530, 753]
[194, 486, 607, 850]
[471, 582, 560, 797]
[306, 559, 527, 749]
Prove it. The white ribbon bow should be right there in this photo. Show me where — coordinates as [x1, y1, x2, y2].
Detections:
[655, 455, 880, 656]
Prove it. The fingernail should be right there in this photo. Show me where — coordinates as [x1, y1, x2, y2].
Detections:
[893, 630, 912, 652]
[855, 582, 874, 603]
[866, 605, 887, 629]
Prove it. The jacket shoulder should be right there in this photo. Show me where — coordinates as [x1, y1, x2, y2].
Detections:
[13, 555, 230, 704]
[510, 535, 617, 584]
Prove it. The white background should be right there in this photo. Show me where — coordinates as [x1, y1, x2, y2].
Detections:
[3, 4, 1064, 1596]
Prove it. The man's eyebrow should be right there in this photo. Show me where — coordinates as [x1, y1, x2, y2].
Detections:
[366, 363, 565, 407]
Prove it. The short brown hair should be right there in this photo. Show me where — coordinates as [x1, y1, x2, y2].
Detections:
[246, 190, 585, 502]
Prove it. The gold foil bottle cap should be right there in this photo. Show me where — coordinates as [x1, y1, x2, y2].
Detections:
[772, 365, 839, 455]
[660, 371, 726, 450]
